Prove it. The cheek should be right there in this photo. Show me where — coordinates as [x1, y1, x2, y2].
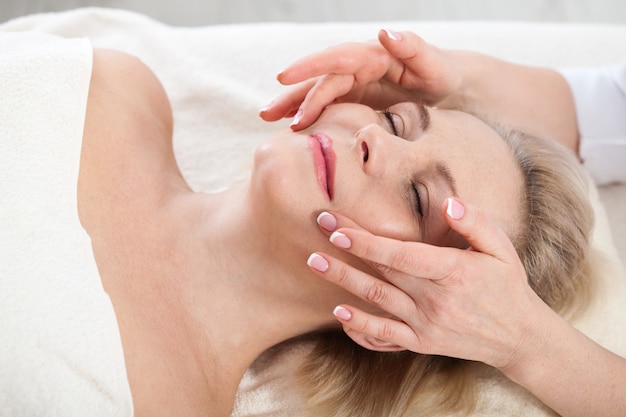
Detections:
[340, 190, 418, 242]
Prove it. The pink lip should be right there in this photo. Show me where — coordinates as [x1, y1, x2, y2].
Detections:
[307, 133, 336, 200]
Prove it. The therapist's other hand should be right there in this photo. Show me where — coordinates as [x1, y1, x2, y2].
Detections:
[260, 29, 463, 130]
[308, 198, 551, 371]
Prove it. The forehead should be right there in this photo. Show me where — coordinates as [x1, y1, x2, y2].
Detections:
[426, 109, 524, 236]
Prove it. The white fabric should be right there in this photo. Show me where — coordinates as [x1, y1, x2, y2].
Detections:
[0, 32, 132, 416]
[560, 60, 626, 185]
[1, 8, 625, 417]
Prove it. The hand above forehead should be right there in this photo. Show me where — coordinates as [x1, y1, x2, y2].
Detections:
[260, 29, 465, 131]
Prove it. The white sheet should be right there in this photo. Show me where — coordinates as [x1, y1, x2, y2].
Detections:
[1, 8, 625, 416]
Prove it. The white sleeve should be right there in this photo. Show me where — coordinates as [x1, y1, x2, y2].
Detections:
[559, 59, 626, 185]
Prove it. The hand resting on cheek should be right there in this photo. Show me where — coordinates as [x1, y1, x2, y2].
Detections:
[307, 198, 551, 371]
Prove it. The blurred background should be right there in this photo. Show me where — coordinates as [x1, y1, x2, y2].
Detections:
[2, 0, 626, 26]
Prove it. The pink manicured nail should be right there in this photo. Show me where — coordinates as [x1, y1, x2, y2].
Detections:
[333, 306, 352, 320]
[329, 231, 351, 249]
[307, 253, 329, 272]
[290, 109, 303, 127]
[317, 211, 338, 231]
[446, 198, 465, 220]
[384, 29, 403, 41]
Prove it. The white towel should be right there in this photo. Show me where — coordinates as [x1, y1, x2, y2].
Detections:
[0, 31, 132, 416]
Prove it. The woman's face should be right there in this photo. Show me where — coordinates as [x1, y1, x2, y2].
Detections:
[252, 102, 523, 249]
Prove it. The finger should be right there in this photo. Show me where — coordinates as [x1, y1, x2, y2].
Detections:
[328, 226, 467, 283]
[315, 212, 434, 288]
[377, 29, 430, 62]
[315, 212, 432, 286]
[261, 74, 363, 130]
[443, 198, 519, 263]
[259, 80, 318, 122]
[306, 252, 417, 319]
[376, 29, 459, 101]
[277, 41, 385, 86]
[333, 305, 420, 353]
[290, 73, 360, 130]
[315, 210, 367, 234]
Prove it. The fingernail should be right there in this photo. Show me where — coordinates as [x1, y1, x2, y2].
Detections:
[384, 29, 403, 41]
[290, 109, 303, 127]
[333, 306, 352, 320]
[259, 102, 272, 113]
[446, 198, 465, 220]
[329, 231, 351, 249]
[317, 211, 338, 231]
[307, 253, 329, 272]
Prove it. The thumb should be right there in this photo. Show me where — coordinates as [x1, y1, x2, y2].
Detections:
[443, 197, 519, 263]
[377, 29, 430, 63]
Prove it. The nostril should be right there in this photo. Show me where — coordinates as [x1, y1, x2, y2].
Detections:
[361, 142, 369, 162]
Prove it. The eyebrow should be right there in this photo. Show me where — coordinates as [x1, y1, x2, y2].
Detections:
[435, 161, 458, 198]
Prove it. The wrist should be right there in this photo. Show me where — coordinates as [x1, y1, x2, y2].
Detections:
[495, 297, 562, 385]
[434, 50, 485, 112]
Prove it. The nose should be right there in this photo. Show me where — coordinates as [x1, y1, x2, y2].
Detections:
[356, 123, 396, 177]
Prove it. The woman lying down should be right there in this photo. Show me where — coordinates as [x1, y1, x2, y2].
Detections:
[4, 33, 594, 417]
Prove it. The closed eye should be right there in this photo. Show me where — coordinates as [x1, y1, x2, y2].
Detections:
[383, 109, 399, 136]
[412, 183, 424, 218]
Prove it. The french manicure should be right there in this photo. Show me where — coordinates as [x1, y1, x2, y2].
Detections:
[317, 211, 338, 231]
[259, 102, 273, 113]
[333, 306, 352, 320]
[290, 109, 303, 127]
[329, 231, 352, 249]
[384, 29, 403, 41]
[307, 253, 329, 272]
[446, 198, 465, 220]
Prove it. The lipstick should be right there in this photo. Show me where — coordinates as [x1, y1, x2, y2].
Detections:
[308, 133, 336, 200]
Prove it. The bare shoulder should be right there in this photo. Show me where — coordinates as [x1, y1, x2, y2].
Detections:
[78, 49, 183, 234]
[89, 49, 173, 127]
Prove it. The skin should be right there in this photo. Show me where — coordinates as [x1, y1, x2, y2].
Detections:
[78, 49, 523, 416]
[258, 101, 523, 247]
[261, 29, 578, 153]
[262, 28, 626, 417]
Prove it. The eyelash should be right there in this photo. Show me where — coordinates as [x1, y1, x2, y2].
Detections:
[412, 183, 424, 218]
[383, 109, 399, 136]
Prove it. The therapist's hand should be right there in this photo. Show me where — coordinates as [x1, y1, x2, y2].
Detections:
[307, 198, 553, 371]
[260, 29, 464, 130]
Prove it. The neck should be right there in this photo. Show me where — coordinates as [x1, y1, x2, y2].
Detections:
[167, 182, 340, 409]
[97, 179, 344, 416]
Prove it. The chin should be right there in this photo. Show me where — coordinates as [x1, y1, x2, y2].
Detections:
[250, 139, 328, 241]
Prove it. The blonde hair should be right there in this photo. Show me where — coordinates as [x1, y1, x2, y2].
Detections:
[298, 127, 595, 417]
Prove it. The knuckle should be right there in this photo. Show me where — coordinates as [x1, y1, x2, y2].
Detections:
[354, 316, 370, 333]
[364, 281, 389, 306]
[388, 247, 416, 273]
[357, 239, 377, 261]
[378, 321, 394, 340]
[332, 263, 352, 287]
[371, 261, 394, 277]
[440, 252, 467, 282]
